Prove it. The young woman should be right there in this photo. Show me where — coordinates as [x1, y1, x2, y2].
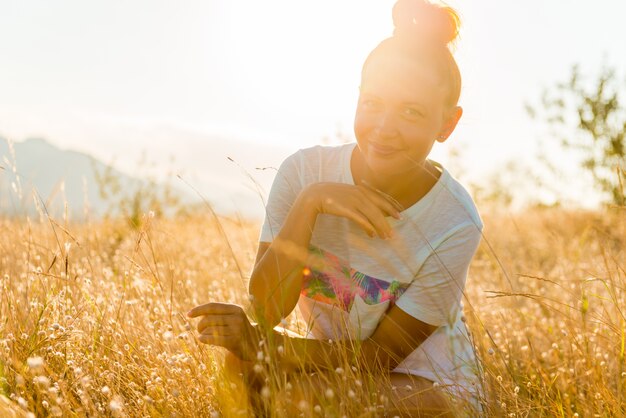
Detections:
[188, 0, 484, 415]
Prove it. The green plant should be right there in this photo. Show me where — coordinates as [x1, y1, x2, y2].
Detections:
[527, 63, 626, 206]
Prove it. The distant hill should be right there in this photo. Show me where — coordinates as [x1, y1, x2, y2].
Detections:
[0, 135, 296, 220]
[0, 137, 152, 219]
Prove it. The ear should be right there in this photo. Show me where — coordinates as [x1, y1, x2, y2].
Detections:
[436, 106, 463, 143]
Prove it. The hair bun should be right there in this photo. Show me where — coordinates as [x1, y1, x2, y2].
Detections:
[392, 0, 460, 47]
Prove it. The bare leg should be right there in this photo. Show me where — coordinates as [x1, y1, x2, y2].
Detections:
[277, 371, 457, 417]
[385, 373, 456, 417]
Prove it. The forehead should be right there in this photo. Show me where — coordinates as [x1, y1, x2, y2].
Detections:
[360, 52, 444, 104]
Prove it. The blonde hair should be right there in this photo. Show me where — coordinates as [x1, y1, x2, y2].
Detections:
[361, 0, 462, 108]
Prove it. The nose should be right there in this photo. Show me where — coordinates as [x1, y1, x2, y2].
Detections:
[373, 110, 399, 139]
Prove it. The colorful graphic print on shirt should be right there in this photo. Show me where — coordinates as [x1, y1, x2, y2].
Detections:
[301, 245, 411, 312]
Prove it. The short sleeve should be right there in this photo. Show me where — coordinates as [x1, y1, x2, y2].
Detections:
[259, 152, 303, 243]
[394, 223, 482, 327]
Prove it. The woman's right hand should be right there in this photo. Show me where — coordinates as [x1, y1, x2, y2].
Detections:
[301, 181, 404, 239]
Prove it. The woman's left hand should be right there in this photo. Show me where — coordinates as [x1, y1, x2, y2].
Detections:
[187, 302, 259, 361]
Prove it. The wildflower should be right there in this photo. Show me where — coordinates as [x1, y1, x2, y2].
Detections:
[277, 345, 284, 355]
[325, 388, 334, 399]
[348, 390, 356, 399]
[261, 386, 271, 398]
[34, 376, 51, 388]
[335, 367, 344, 375]
[298, 400, 309, 411]
[257, 351, 264, 361]
[432, 382, 440, 388]
[162, 331, 174, 341]
[314, 405, 322, 414]
[17, 397, 28, 409]
[101, 386, 111, 396]
[405, 385, 412, 391]
[253, 364, 264, 374]
[496, 375, 503, 383]
[109, 398, 123, 413]
[488, 348, 495, 356]
[27, 356, 45, 370]
[355, 379, 362, 387]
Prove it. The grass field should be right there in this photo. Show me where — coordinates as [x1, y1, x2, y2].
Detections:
[0, 206, 624, 417]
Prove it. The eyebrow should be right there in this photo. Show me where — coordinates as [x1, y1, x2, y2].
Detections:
[361, 92, 427, 108]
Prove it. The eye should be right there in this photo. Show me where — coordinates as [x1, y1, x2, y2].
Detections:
[360, 99, 380, 109]
[404, 107, 423, 118]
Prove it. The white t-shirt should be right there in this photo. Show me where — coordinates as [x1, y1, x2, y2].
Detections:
[259, 142, 484, 404]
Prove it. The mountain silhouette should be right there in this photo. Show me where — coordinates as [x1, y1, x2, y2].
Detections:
[0, 135, 295, 220]
[0, 137, 149, 219]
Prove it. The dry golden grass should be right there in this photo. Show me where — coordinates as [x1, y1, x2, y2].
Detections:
[0, 206, 624, 417]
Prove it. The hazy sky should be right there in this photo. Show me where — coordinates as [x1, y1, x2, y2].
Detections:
[1, 0, 625, 208]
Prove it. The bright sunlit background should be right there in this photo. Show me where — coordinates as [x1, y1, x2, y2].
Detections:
[1, 0, 625, 217]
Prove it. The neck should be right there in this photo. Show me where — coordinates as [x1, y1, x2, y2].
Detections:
[351, 148, 441, 210]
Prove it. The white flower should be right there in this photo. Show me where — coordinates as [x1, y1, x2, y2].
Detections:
[27, 356, 45, 370]
[324, 388, 334, 399]
[109, 398, 123, 412]
[33, 376, 51, 388]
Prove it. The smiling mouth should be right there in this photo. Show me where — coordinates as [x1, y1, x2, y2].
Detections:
[369, 143, 400, 156]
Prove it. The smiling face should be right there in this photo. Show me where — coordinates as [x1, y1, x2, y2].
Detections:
[354, 50, 459, 179]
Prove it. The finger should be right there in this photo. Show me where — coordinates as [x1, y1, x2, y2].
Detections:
[197, 333, 237, 349]
[197, 319, 231, 334]
[357, 204, 393, 239]
[361, 180, 404, 211]
[333, 203, 377, 237]
[197, 314, 242, 333]
[199, 326, 237, 338]
[359, 182, 403, 218]
[187, 302, 242, 318]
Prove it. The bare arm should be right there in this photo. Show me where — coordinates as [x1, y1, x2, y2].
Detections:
[248, 187, 319, 329]
[269, 302, 438, 372]
[249, 182, 402, 330]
